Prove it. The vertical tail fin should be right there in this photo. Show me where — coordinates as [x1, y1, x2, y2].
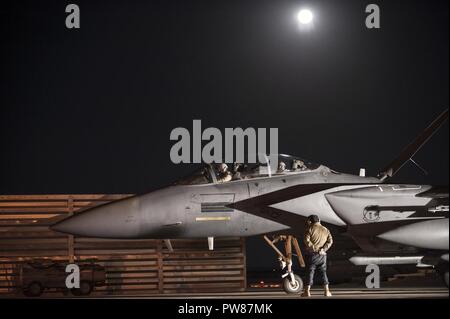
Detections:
[378, 108, 449, 181]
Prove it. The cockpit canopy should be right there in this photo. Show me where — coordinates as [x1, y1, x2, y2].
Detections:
[175, 154, 321, 185]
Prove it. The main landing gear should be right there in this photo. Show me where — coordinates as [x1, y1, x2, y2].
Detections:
[263, 235, 306, 294]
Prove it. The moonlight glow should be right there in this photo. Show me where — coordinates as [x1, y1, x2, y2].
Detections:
[297, 9, 313, 24]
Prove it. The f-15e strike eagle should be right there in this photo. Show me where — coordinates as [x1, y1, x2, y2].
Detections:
[52, 109, 449, 293]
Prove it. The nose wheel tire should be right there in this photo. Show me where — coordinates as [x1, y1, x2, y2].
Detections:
[283, 274, 303, 294]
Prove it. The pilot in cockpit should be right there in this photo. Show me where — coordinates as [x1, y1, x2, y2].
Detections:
[277, 161, 287, 173]
[293, 159, 307, 171]
[217, 163, 232, 183]
[232, 162, 243, 180]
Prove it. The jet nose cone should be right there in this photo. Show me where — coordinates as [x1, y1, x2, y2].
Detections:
[51, 210, 120, 237]
[51, 197, 142, 238]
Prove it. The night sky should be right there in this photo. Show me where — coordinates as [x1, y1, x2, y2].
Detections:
[1, 0, 448, 269]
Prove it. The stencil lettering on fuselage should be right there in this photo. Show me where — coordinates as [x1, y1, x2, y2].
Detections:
[190, 193, 235, 214]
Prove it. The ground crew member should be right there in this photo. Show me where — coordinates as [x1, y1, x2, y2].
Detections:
[302, 214, 333, 297]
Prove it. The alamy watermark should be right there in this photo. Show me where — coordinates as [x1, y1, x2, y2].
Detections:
[365, 264, 380, 289]
[65, 263, 80, 289]
[169, 120, 279, 169]
[365, 4, 380, 29]
[65, 4, 80, 29]
[64, 4, 380, 31]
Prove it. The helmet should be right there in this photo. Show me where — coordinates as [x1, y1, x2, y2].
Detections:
[218, 163, 228, 172]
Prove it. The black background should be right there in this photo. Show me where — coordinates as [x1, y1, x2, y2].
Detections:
[0, 0, 448, 270]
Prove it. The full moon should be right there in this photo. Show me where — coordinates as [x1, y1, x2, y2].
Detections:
[297, 9, 313, 24]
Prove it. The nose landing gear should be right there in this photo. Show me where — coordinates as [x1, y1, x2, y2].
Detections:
[263, 235, 306, 294]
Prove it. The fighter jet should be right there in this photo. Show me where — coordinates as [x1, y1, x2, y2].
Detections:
[52, 109, 449, 293]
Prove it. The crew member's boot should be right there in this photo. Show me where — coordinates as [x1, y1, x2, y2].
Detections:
[324, 285, 332, 297]
[301, 285, 311, 297]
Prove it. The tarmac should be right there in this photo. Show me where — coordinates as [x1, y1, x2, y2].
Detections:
[2, 287, 448, 299]
[137, 287, 448, 299]
[2, 275, 448, 299]
[110, 276, 449, 299]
